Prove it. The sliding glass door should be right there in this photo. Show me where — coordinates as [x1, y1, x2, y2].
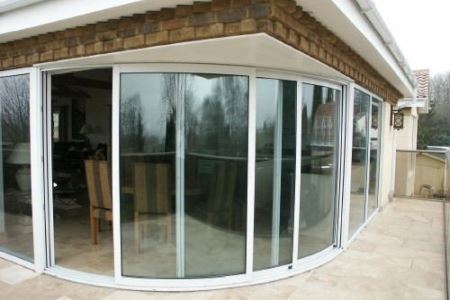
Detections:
[349, 89, 370, 237]
[253, 78, 296, 270]
[349, 89, 382, 238]
[118, 70, 248, 278]
[367, 98, 381, 216]
[184, 74, 248, 277]
[298, 83, 340, 258]
[0, 72, 33, 262]
[120, 73, 177, 278]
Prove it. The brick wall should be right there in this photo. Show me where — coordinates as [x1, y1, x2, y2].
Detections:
[0, 0, 403, 103]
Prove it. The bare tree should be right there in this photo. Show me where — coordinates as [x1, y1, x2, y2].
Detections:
[0, 75, 30, 143]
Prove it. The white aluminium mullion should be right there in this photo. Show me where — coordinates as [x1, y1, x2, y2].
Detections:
[246, 71, 256, 277]
[30, 67, 46, 272]
[364, 97, 373, 222]
[176, 74, 186, 278]
[334, 86, 345, 248]
[44, 72, 56, 267]
[341, 83, 354, 247]
[375, 100, 382, 208]
[112, 66, 122, 281]
[271, 81, 283, 267]
[291, 79, 302, 264]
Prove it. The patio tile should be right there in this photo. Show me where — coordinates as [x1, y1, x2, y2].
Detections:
[0, 198, 445, 300]
[0, 265, 37, 285]
[100, 291, 158, 300]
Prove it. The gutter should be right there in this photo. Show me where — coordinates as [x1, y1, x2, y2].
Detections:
[0, 0, 46, 14]
[353, 0, 417, 89]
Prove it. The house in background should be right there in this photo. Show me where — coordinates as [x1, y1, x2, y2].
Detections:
[395, 69, 432, 197]
[0, 0, 419, 290]
[396, 69, 431, 150]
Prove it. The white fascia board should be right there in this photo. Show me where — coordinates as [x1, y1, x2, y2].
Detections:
[297, 0, 415, 98]
[0, 0, 206, 43]
[397, 99, 426, 109]
[0, 0, 45, 13]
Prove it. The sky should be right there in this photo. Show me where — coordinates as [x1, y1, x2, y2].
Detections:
[374, 0, 450, 75]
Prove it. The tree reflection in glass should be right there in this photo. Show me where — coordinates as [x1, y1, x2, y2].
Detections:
[184, 74, 248, 277]
[120, 73, 177, 278]
[253, 79, 296, 270]
[299, 84, 339, 258]
[348, 89, 371, 237]
[0, 74, 33, 262]
[120, 73, 248, 278]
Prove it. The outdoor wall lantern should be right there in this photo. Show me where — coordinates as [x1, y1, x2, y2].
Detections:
[391, 107, 404, 130]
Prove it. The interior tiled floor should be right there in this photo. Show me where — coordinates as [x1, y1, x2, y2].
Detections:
[52, 208, 334, 277]
[0, 198, 445, 300]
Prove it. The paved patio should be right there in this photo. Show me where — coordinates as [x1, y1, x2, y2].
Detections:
[0, 198, 445, 300]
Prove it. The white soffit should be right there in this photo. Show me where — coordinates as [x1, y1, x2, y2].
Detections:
[36, 34, 348, 83]
[297, 0, 414, 98]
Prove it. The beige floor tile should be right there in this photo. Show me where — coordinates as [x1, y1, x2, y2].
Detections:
[0, 198, 446, 300]
[100, 291, 159, 300]
[0, 265, 37, 285]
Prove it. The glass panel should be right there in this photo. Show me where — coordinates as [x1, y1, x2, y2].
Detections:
[298, 84, 339, 258]
[367, 99, 381, 215]
[349, 89, 370, 237]
[254, 79, 296, 270]
[120, 73, 176, 278]
[52, 69, 113, 275]
[184, 74, 248, 277]
[0, 74, 33, 262]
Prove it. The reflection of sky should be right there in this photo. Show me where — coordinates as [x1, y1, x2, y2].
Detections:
[121, 74, 216, 138]
[256, 79, 278, 129]
[303, 84, 314, 119]
[186, 74, 215, 115]
[121, 74, 166, 140]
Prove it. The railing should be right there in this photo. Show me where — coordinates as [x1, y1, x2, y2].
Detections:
[395, 149, 450, 299]
[445, 150, 450, 300]
[395, 149, 448, 199]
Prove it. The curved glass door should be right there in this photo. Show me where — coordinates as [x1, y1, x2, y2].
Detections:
[184, 74, 248, 277]
[367, 98, 381, 217]
[119, 71, 248, 279]
[253, 78, 296, 270]
[120, 73, 177, 278]
[349, 89, 382, 238]
[349, 89, 370, 237]
[0, 73, 33, 262]
[298, 84, 340, 258]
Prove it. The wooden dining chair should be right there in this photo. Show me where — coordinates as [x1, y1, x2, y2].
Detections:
[133, 162, 172, 251]
[84, 159, 112, 245]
